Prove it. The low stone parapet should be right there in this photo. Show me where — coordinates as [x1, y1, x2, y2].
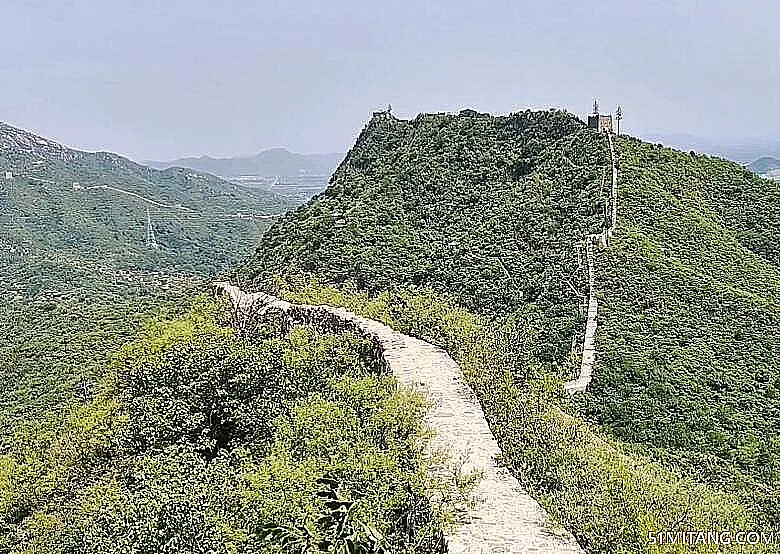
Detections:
[214, 281, 583, 554]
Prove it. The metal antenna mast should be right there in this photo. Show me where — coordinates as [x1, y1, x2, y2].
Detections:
[146, 207, 158, 249]
[615, 105, 623, 135]
[593, 98, 599, 115]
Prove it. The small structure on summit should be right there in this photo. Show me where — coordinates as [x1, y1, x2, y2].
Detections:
[372, 104, 394, 120]
[587, 99, 613, 133]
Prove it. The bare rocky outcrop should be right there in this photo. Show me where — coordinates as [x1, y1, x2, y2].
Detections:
[214, 282, 583, 554]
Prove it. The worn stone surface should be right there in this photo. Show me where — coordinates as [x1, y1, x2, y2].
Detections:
[214, 282, 583, 554]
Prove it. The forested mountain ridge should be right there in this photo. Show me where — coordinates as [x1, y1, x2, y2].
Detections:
[583, 136, 780, 522]
[241, 109, 610, 362]
[239, 108, 780, 547]
[1, 120, 294, 274]
[0, 120, 297, 449]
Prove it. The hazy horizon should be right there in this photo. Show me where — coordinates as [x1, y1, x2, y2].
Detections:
[3, 1, 780, 161]
[142, 146, 345, 164]
[5, 111, 780, 165]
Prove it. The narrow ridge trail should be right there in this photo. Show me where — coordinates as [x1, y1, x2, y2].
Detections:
[73, 183, 280, 220]
[214, 282, 583, 554]
[565, 132, 618, 394]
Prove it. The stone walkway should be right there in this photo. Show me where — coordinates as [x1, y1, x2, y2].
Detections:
[214, 282, 583, 554]
[565, 234, 599, 394]
[564, 132, 619, 394]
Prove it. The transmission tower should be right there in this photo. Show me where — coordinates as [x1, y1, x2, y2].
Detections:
[615, 105, 623, 135]
[146, 207, 158, 250]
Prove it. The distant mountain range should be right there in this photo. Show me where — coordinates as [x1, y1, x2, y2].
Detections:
[641, 132, 780, 163]
[0, 120, 294, 275]
[146, 148, 343, 178]
[748, 156, 780, 177]
[146, 147, 344, 202]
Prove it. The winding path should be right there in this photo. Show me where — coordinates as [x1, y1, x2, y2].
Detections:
[76, 183, 195, 211]
[564, 132, 618, 394]
[73, 182, 279, 220]
[214, 282, 583, 554]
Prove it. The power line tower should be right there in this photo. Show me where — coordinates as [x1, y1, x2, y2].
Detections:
[146, 207, 158, 250]
[615, 105, 623, 135]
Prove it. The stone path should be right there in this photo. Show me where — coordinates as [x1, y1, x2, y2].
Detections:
[564, 132, 619, 394]
[565, 234, 599, 394]
[214, 282, 583, 554]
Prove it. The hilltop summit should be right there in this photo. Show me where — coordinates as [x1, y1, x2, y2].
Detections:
[240, 107, 780, 534]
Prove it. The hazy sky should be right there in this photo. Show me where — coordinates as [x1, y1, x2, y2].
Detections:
[1, 0, 778, 161]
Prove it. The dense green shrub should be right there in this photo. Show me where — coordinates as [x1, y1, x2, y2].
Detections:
[277, 278, 777, 553]
[581, 137, 780, 525]
[0, 300, 449, 553]
[238, 110, 779, 539]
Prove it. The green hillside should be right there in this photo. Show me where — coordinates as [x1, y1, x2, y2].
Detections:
[1, 122, 450, 552]
[0, 252, 202, 445]
[1, 121, 293, 275]
[1, 300, 448, 552]
[582, 137, 780, 522]
[240, 110, 780, 548]
[0, 121, 297, 444]
[4, 110, 779, 552]
[243, 110, 610, 363]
